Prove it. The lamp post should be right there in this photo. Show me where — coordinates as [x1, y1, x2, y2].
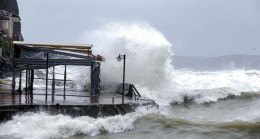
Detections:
[117, 54, 126, 104]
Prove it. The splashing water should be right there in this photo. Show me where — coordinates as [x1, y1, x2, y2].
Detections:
[80, 22, 178, 105]
[0, 107, 157, 139]
[81, 22, 260, 105]
[81, 22, 174, 91]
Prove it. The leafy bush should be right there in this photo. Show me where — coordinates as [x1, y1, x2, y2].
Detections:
[0, 37, 13, 57]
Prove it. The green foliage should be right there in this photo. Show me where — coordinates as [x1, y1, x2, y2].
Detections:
[0, 37, 13, 57]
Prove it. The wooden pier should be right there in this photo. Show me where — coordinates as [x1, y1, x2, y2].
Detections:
[0, 88, 155, 121]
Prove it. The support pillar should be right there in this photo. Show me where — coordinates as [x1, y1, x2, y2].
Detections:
[27, 69, 31, 102]
[90, 62, 100, 103]
[90, 63, 94, 102]
[63, 65, 66, 100]
[25, 69, 28, 102]
[18, 70, 22, 104]
[18, 70, 22, 94]
[51, 64, 55, 102]
[30, 69, 34, 102]
[45, 53, 49, 103]
[11, 68, 16, 94]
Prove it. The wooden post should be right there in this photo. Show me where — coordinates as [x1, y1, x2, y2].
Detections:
[90, 63, 94, 102]
[18, 70, 22, 104]
[25, 69, 28, 103]
[27, 69, 31, 101]
[63, 65, 66, 100]
[45, 53, 49, 103]
[18, 70, 22, 94]
[52, 64, 55, 102]
[30, 69, 34, 101]
[11, 68, 16, 94]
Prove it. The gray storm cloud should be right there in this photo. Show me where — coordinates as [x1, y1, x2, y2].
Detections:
[18, 0, 260, 56]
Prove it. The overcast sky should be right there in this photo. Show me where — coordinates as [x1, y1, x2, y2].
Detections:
[18, 0, 260, 57]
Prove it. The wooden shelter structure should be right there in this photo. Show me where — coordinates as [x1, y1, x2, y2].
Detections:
[11, 41, 104, 103]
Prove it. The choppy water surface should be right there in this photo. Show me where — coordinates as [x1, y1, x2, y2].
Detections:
[1, 22, 260, 139]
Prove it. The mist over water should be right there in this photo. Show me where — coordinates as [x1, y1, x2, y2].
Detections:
[1, 22, 260, 139]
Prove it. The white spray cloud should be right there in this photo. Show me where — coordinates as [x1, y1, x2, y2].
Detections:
[81, 22, 174, 91]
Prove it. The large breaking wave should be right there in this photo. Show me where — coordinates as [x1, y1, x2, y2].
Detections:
[81, 22, 260, 105]
[81, 22, 174, 90]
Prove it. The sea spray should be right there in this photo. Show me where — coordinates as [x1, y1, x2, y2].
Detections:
[80, 22, 260, 104]
[81, 22, 174, 91]
[80, 22, 178, 105]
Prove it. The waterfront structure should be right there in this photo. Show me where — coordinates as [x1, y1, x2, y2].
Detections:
[11, 41, 103, 102]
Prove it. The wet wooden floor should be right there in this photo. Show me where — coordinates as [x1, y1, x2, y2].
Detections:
[0, 88, 151, 106]
[0, 84, 156, 120]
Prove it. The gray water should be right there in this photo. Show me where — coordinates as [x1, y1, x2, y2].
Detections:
[75, 95, 260, 139]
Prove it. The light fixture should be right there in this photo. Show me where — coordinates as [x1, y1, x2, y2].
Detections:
[117, 54, 122, 61]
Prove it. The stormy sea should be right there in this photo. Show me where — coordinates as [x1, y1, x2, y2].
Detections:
[1, 22, 260, 139]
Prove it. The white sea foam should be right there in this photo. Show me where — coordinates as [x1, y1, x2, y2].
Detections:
[171, 69, 260, 103]
[0, 107, 157, 139]
[143, 69, 260, 104]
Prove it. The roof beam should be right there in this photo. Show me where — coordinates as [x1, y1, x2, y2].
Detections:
[13, 41, 93, 49]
